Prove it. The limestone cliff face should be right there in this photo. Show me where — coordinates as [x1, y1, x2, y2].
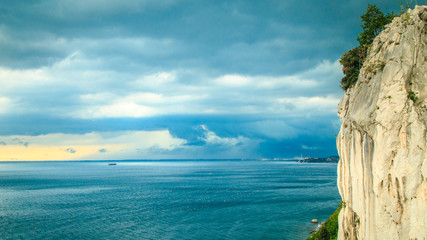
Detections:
[337, 6, 427, 240]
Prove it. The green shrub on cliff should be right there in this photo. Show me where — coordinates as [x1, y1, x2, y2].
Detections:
[339, 47, 362, 91]
[340, 5, 396, 91]
[306, 201, 342, 240]
[408, 91, 418, 102]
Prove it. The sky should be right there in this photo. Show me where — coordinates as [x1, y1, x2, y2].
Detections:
[0, 0, 407, 160]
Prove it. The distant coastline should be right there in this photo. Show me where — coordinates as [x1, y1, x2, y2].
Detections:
[297, 156, 339, 163]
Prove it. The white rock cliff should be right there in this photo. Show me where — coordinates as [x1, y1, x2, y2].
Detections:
[337, 6, 427, 240]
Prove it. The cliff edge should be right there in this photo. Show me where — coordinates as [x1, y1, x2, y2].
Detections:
[337, 5, 427, 240]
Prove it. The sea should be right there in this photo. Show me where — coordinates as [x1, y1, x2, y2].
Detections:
[0, 160, 340, 240]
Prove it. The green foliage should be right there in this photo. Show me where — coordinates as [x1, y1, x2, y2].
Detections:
[307, 202, 342, 240]
[408, 91, 418, 102]
[339, 47, 362, 90]
[339, 5, 397, 91]
[357, 5, 395, 47]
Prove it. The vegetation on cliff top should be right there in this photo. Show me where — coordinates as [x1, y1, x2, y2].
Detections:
[339, 3, 410, 91]
[306, 202, 343, 240]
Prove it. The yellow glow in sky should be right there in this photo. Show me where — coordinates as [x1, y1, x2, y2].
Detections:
[0, 145, 120, 161]
[0, 130, 186, 161]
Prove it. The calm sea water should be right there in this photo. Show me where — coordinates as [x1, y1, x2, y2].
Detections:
[0, 160, 340, 240]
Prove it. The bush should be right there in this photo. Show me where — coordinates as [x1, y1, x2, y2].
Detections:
[339, 47, 362, 90]
[306, 202, 342, 240]
[408, 91, 418, 102]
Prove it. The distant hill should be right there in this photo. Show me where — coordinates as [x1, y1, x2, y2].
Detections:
[297, 156, 339, 163]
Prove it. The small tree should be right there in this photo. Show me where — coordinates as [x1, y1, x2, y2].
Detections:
[357, 4, 395, 47]
[339, 5, 396, 91]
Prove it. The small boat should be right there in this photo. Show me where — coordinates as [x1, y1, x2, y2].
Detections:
[108, 163, 117, 166]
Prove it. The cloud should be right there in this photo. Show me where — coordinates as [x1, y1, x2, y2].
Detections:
[213, 73, 318, 90]
[197, 125, 248, 146]
[0, 97, 12, 114]
[215, 74, 251, 87]
[0, 38, 343, 119]
[2, 0, 394, 159]
[0, 52, 343, 158]
[131, 72, 177, 89]
[65, 148, 77, 154]
[158, 124, 263, 159]
[81, 102, 158, 118]
[275, 95, 340, 116]
[0, 54, 343, 159]
[76, 91, 206, 118]
[0, 138, 30, 147]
